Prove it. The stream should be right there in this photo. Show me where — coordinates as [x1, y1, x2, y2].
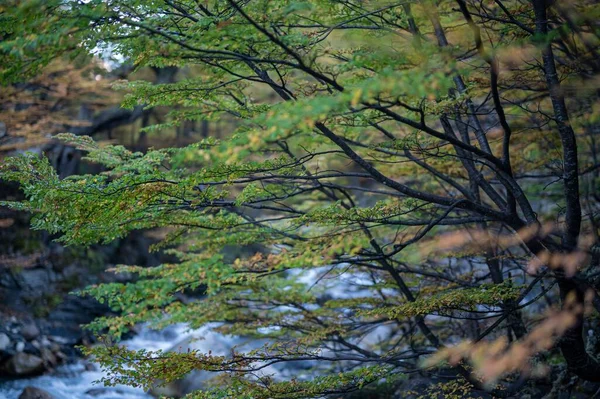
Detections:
[0, 266, 420, 399]
[0, 324, 198, 399]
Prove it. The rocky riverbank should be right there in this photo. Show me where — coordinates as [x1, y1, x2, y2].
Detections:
[0, 316, 66, 378]
[0, 181, 162, 384]
[0, 241, 147, 379]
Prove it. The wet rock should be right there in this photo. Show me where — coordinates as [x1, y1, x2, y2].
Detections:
[39, 336, 51, 347]
[45, 294, 111, 347]
[1, 352, 44, 376]
[21, 322, 41, 341]
[55, 351, 67, 362]
[18, 267, 58, 292]
[22, 341, 41, 356]
[83, 361, 97, 371]
[18, 386, 54, 399]
[0, 332, 10, 350]
[85, 387, 126, 396]
[40, 347, 57, 367]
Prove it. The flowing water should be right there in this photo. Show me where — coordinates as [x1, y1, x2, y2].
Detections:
[0, 324, 199, 399]
[0, 265, 398, 399]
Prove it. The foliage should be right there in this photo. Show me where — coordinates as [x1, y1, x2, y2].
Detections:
[0, 59, 116, 155]
[2, 0, 600, 398]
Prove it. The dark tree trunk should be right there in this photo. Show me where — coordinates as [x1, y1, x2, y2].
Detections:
[532, 0, 600, 382]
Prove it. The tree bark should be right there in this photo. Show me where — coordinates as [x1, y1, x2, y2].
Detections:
[532, 0, 600, 382]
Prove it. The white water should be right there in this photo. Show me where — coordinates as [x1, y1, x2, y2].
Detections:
[0, 265, 388, 399]
[0, 324, 198, 399]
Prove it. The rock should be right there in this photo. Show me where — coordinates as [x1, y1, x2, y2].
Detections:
[55, 351, 67, 361]
[83, 361, 97, 371]
[23, 343, 41, 359]
[0, 121, 6, 138]
[17, 268, 57, 292]
[40, 347, 57, 367]
[85, 388, 125, 396]
[21, 322, 41, 341]
[18, 386, 54, 399]
[16, 341, 25, 352]
[0, 332, 10, 350]
[1, 352, 44, 376]
[45, 295, 112, 349]
[39, 336, 51, 347]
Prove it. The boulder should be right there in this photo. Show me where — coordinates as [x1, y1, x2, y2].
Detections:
[40, 346, 58, 367]
[21, 322, 41, 341]
[45, 294, 111, 348]
[83, 361, 97, 371]
[23, 341, 41, 357]
[0, 332, 10, 351]
[17, 268, 57, 292]
[18, 387, 54, 399]
[1, 352, 44, 376]
[85, 388, 125, 396]
[16, 341, 25, 352]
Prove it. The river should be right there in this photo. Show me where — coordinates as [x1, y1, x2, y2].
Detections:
[0, 266, 393, 399]
[0, 324, 197, 399]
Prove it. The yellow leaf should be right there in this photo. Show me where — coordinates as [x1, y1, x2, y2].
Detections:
[351, 88, 363, 107]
